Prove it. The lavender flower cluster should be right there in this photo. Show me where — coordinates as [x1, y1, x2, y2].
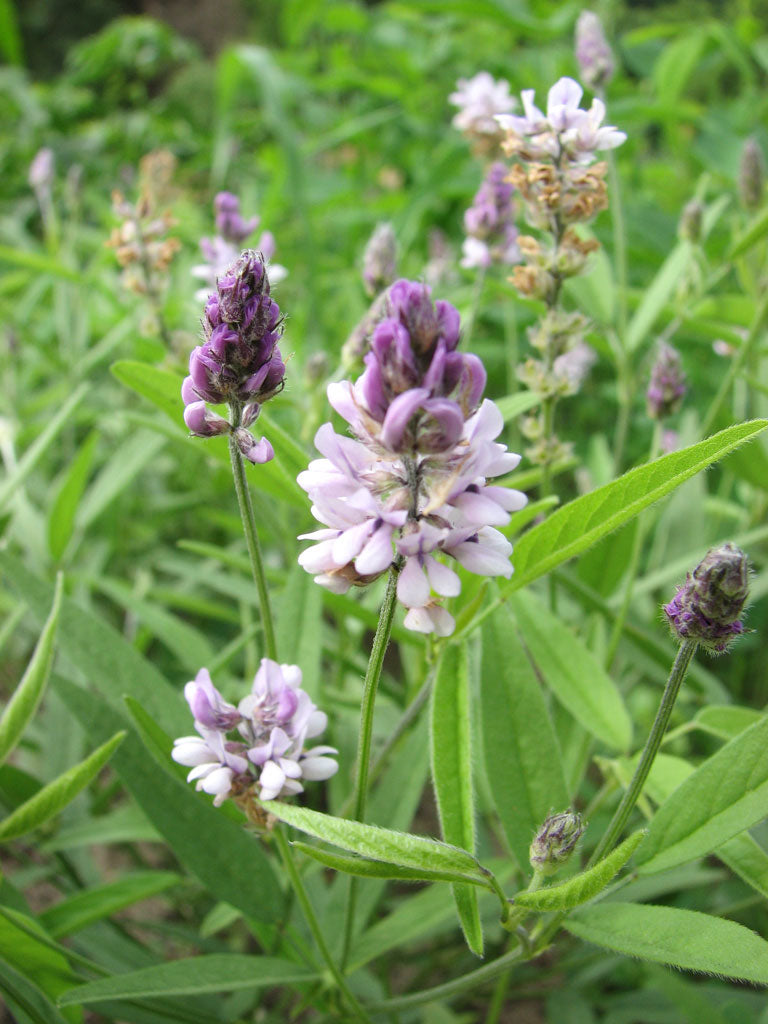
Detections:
[172, 662, 338, 805]
[461, 162, 519, 270]
[182, 251, 285, 464]
[192, 192, 286, 302]
[298, 279, 526, 636]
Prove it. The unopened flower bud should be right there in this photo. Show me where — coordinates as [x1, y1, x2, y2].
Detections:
[29, 148, 55, 193]
[575, 11, 614, 90]
[234, 427, 274, 465]
[678, 199, 703, 243]
[739, 137, 764, 211]
[183, 401, 230, 438]
[646, 343, 686, 419]
[363, 223, 397, 297]
[664, 543, 750, 653]
[530, 811, 585, 875]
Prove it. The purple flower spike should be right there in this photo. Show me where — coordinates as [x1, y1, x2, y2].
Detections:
[461, 162, 519, 271]
[664, 543, 750, 654]
[298, 277, 527, 637]
[182, 250, 286, 463]
[575, 11, 615, 91]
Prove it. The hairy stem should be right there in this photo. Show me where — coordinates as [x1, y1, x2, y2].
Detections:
[228, 415, 278, 661]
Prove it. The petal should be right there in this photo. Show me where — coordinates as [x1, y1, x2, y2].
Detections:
[355, 524, 395, 575]
[425, 557, 461, 597]
[300, 756, 339, 781]
[397, 557, 431, 608]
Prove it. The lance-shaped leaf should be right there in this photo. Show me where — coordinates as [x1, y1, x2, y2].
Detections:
[717, 833, 768, 901]
[293, 842, 494, 889]
[39, 871, 182, 938]
[566, 902, 768, 984]
[514, 831, 645, 912]
[268, 801, 488, 885]
[431, 645, 483, 955]
[0, 574, 63, 766]
[480, 608, 568, 870]
[505, 420, 768, 592]
[626, 240, 693, 351]
[0, 732, 125, 842]
[58, 956, 318, 1005]
[510, 592, 631, 752]
[48, 431, 98, 562]
[637, 715, 768, 874]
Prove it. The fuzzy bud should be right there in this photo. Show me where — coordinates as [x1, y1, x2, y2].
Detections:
[363, 223, 398, 297]
[664, 543, 750, 653]
[530, 811, 585, 875]
[739, 138, 764, 211]
[575, 11, 614, 90]
[646, 343, 686, 420]
[678, 199, 704, 243]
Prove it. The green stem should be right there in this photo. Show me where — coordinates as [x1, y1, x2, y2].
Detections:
[462, 266, 487, 351]
[341, 565, 401, 968]
[701, 291, 768, 437]
[589, 638, 698, 868]
[274, 828, 373, 1024]
[604, 422, 662, 668]
[371, 943, 525, 1013]
[228, 422, 278, 662]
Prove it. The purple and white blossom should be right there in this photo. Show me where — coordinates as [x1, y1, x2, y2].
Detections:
[298, 279, 526, 635]
[182, 250, 285, 463]
[192, 192, 287, 302]
[450, 71, 516, 143]
[172, 662, 338, 805]
[495, 76, 626, 164]
[461, 162, 519, 270]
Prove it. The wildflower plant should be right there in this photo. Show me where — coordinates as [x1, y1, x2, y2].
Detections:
[3, 9, 768, 1024]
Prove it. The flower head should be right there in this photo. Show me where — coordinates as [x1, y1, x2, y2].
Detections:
[529, 811, 585, 875]
[646, 343, 686, 420]
[450, 72, 516, 155]
[298, 280, 526, 635]
[172, 660, 338, 806]
[461, 162, 519, 270]
[664, 543, 750, 653]
[182, 251, 285, 463]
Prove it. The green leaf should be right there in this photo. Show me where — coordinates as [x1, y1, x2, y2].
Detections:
[431, 645, 482, 955]
[510, 591, 631, 751]
[275, 566, 323, 699]
[0, 959, 72, 1024]
[0, 385, 88, 514]
[717, 833, 768, 901]
[626, 241, 693, 351]
[480, 608, 568, 870]
[48, 432, 98, 562]
[123, 696, 185, 777]
[76, 430, 166, 530]
[692, 704, 762, 741]
[0, 910, 79, 1024]
[0, 0, 24, 65]
[0, 574, 63, 766]
[293, 842, 493, 889]
[55, 678, 284, 925]
[58, 955, 318, 1005]
[494, 391, 541, 424]
[110, 360, 182, 423]
[39, 871, 182, 938]
[730, 205, 768, 259]
[0, 554, 187, 737]
[506, 420, 768, 591]
[0, 732, 125, 842]
[566, 902, 768, 984]
[40, 804, 160, 851]
[267, 801, 487, 884]
[637, 715, 768, 874]
[514, 831, 645, 911]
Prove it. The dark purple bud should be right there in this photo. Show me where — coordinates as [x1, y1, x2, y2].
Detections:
[530, 811, 584, 875]
[380, 388, 430, 451]
[241, 402, 261, 427]
[214, 191, 260, 244]
[457, 353, 487, 413]
[664, 543, 750, 653]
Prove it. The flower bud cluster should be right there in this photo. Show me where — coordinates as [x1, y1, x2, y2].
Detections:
[449, 71, 517, 158]
[107, 191, 180, 296]
[664, 543, 750, 653]
[298, 279, 526, 636]
[172, 662, 338, 807]
[530, 811, 585, 875]
[192, 192, 287, 303]
[461, 162, 520, 270]
[182, 251, 286, 464]
[739, 138, 764, 211]
[646, 343, 686, 420]
[575, 11, 615, 91]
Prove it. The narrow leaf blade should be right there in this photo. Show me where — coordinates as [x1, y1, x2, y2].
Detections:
[293, 842, 492, 888]
[507, 420, 768, 591]
[0, 574, 63, 766]
[566, 902, 768, 984]
[0, 732, 126, 842]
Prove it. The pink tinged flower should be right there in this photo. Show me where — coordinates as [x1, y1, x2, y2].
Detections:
[184, 401, 230, 438]
[234, 428, 274, 464]
[446, 526, 513, 577]
[172, 730, 248, 806]
[184, 668, 242, 731]
[403, 603, 455, 636]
